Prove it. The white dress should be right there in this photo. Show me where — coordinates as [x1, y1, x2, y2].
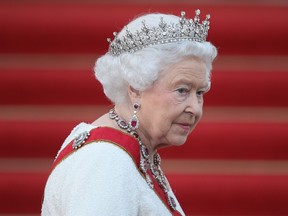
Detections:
[41, 123, 185, 216]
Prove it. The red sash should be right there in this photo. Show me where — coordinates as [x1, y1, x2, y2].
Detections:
[51, 127, 182, 216]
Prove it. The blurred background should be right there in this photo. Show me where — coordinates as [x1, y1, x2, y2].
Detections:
[0, 0, 288, 215]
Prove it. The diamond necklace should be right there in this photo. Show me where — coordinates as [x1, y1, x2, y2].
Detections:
[108, 108, 177, 210]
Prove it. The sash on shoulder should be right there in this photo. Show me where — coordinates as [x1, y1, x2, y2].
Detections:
[51, 127, 183, 216]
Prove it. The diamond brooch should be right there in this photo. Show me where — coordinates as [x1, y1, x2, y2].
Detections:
[72, 131, 90, 149]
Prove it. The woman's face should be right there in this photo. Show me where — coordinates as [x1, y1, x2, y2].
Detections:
[138, 57, 210, 149]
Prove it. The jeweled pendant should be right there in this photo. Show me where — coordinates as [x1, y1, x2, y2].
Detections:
[131, 131, 139, 138]
[158, 177, 168, 192]
[153, 153, 161, 166]
[145, 174, 154, 189]
[140, 157, 147, 173]
[133, 102, 141, 110]
[150, 164, 160, 176]
[109, 109, 117, 119]
[140, 145, 149, 159]
[167, 194, 177, 210]
[117, 119, 128, 129]
[129, 114, 139, 130]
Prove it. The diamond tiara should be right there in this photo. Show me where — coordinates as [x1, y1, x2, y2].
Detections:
[107, 10, 211, 56]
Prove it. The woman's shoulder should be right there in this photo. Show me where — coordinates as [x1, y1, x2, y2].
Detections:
[43, 129, 145, 215]
[43, 123, 177, 216]
[47, 123, 143, 194]
[58, 122, 96, 151]
[53, 122, 140, 178]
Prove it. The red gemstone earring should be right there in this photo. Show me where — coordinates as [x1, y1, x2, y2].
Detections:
[129, 103, 140, 131]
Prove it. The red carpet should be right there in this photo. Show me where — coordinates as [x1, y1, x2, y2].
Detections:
[0, 1, 287, 215]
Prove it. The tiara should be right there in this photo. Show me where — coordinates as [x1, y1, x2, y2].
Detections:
[107, 10, 210, 56]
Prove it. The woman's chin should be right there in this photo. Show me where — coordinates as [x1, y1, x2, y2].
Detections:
[173, 138, 188, 147]
[159, 137, 188, 149]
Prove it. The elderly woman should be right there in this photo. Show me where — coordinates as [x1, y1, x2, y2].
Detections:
[42, 10, 217, 216]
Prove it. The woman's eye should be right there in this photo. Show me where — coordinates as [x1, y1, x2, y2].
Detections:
[176, 88, 189, 95]
[197, 90, 205, 97]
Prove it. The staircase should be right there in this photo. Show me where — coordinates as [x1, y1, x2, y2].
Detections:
[1, 1, 288, 215]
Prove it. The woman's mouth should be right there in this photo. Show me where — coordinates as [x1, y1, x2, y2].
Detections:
[176, 123, 193, 133]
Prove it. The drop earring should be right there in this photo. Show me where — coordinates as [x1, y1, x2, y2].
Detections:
[129, 103, 140, 131]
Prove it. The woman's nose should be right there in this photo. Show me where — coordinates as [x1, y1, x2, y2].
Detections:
[185, 93, 203, 116]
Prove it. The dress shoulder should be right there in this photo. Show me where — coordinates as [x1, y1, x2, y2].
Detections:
[43, 140, 142, 215]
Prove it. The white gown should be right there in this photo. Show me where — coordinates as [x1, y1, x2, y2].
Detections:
[41, 123, 185, 216]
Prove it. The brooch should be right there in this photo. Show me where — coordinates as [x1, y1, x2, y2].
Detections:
[72, 131, 90, 149]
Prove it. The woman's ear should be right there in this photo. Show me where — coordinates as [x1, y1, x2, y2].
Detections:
[128, 86, 141, 101]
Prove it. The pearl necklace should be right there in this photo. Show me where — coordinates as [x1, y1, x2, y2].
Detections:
[108, 108, 177, 210]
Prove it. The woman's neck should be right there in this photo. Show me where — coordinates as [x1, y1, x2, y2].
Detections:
[113, 106, 158, 160]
